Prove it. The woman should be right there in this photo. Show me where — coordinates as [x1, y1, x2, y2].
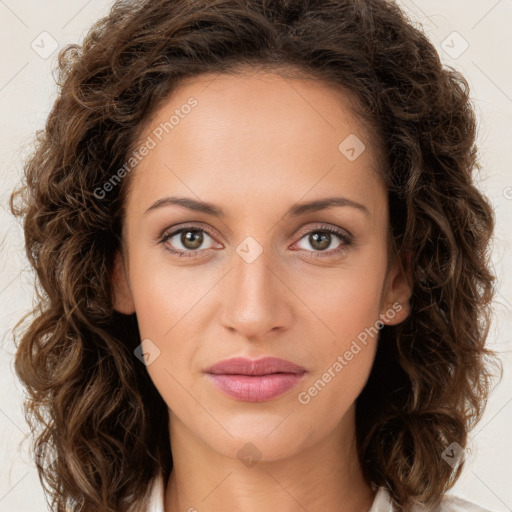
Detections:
[10, 0, 501, 511]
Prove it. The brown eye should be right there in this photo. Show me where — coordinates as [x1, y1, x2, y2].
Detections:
[295, 227, 351, 254]
[160, 227, 217, 255]
[180, 229, 204, 250]
[308, 232, 332, 251]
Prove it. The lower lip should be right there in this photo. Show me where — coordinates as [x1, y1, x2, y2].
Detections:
[206, 373, 305, 402]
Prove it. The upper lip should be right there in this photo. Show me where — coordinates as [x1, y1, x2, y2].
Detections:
[204, 357, 306, 376]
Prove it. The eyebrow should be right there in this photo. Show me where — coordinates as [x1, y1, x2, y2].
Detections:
[144, 195, 369, 217]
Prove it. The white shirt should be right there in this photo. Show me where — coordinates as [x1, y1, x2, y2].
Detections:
[146, 473, 495, 512]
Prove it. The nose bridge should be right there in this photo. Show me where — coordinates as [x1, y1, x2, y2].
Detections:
[220, 237, 291, 337]
[235, 241, 274, 299]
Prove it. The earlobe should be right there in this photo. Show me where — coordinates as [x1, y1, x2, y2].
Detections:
[112, 250, 136, 314]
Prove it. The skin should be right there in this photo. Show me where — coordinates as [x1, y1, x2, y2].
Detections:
[112, 68, 413, 512]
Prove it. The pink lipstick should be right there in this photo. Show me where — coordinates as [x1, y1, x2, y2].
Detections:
[204, 356, 306, 402]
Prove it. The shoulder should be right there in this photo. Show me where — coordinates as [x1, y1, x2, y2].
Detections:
[434, 494, 496, 512]
[370, 486, 497, 512]
[145, 473, 165, 512]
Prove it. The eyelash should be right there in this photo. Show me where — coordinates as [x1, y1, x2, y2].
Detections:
[158, 223, 353, 260]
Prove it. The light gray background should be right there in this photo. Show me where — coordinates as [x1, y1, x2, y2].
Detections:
[1, 1, 511, 511]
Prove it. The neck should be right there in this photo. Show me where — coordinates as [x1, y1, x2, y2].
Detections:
[164, 406, 375, 512]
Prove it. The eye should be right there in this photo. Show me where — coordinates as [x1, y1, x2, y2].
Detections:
[158, 223, 353, 260]
[159, 225, 219, 258]
[293, 225, 352, 257]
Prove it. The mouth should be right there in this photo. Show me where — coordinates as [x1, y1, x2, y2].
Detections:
[203, 356, 307, 402]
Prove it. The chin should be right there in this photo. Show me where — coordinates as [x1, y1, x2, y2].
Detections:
[200, 416, 316, 462]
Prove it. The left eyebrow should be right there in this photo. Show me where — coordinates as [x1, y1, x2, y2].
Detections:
[287, 196, 369, 217]
[143, 195, 369, 217]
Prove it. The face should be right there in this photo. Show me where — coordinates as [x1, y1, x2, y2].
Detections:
[113, 69, 412, 463]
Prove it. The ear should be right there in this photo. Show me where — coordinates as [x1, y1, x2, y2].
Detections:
[379, 251, 413, 326]
[112, 249, 136, 314]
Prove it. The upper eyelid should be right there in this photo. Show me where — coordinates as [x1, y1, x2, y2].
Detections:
[160, 223, 217, 242]
[294, 224, 352, 240]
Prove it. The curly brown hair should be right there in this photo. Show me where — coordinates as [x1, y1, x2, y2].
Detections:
[9, 0, 502, 510]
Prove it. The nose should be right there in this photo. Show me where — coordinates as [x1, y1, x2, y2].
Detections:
[220, 244, 293, 340]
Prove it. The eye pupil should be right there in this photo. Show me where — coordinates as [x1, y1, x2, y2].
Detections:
[182, 230, 203, 249]
[310, 232, 331, 251]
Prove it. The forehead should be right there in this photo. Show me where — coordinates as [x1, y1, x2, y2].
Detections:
[138, 68, 377, 158]
[125, 69, 386, 219]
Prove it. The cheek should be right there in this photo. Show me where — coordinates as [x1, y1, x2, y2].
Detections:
[294, 340, 377, 445]
[131, 271, 206, 418]
[293, 272, 384, 431]
[126, 253, 202, 389]
[294, 250, 387, 346]
[291, 247, 387, 409]
[128, 249, 214, 338]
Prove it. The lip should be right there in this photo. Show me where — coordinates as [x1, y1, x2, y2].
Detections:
[204, 357, 306, 402]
